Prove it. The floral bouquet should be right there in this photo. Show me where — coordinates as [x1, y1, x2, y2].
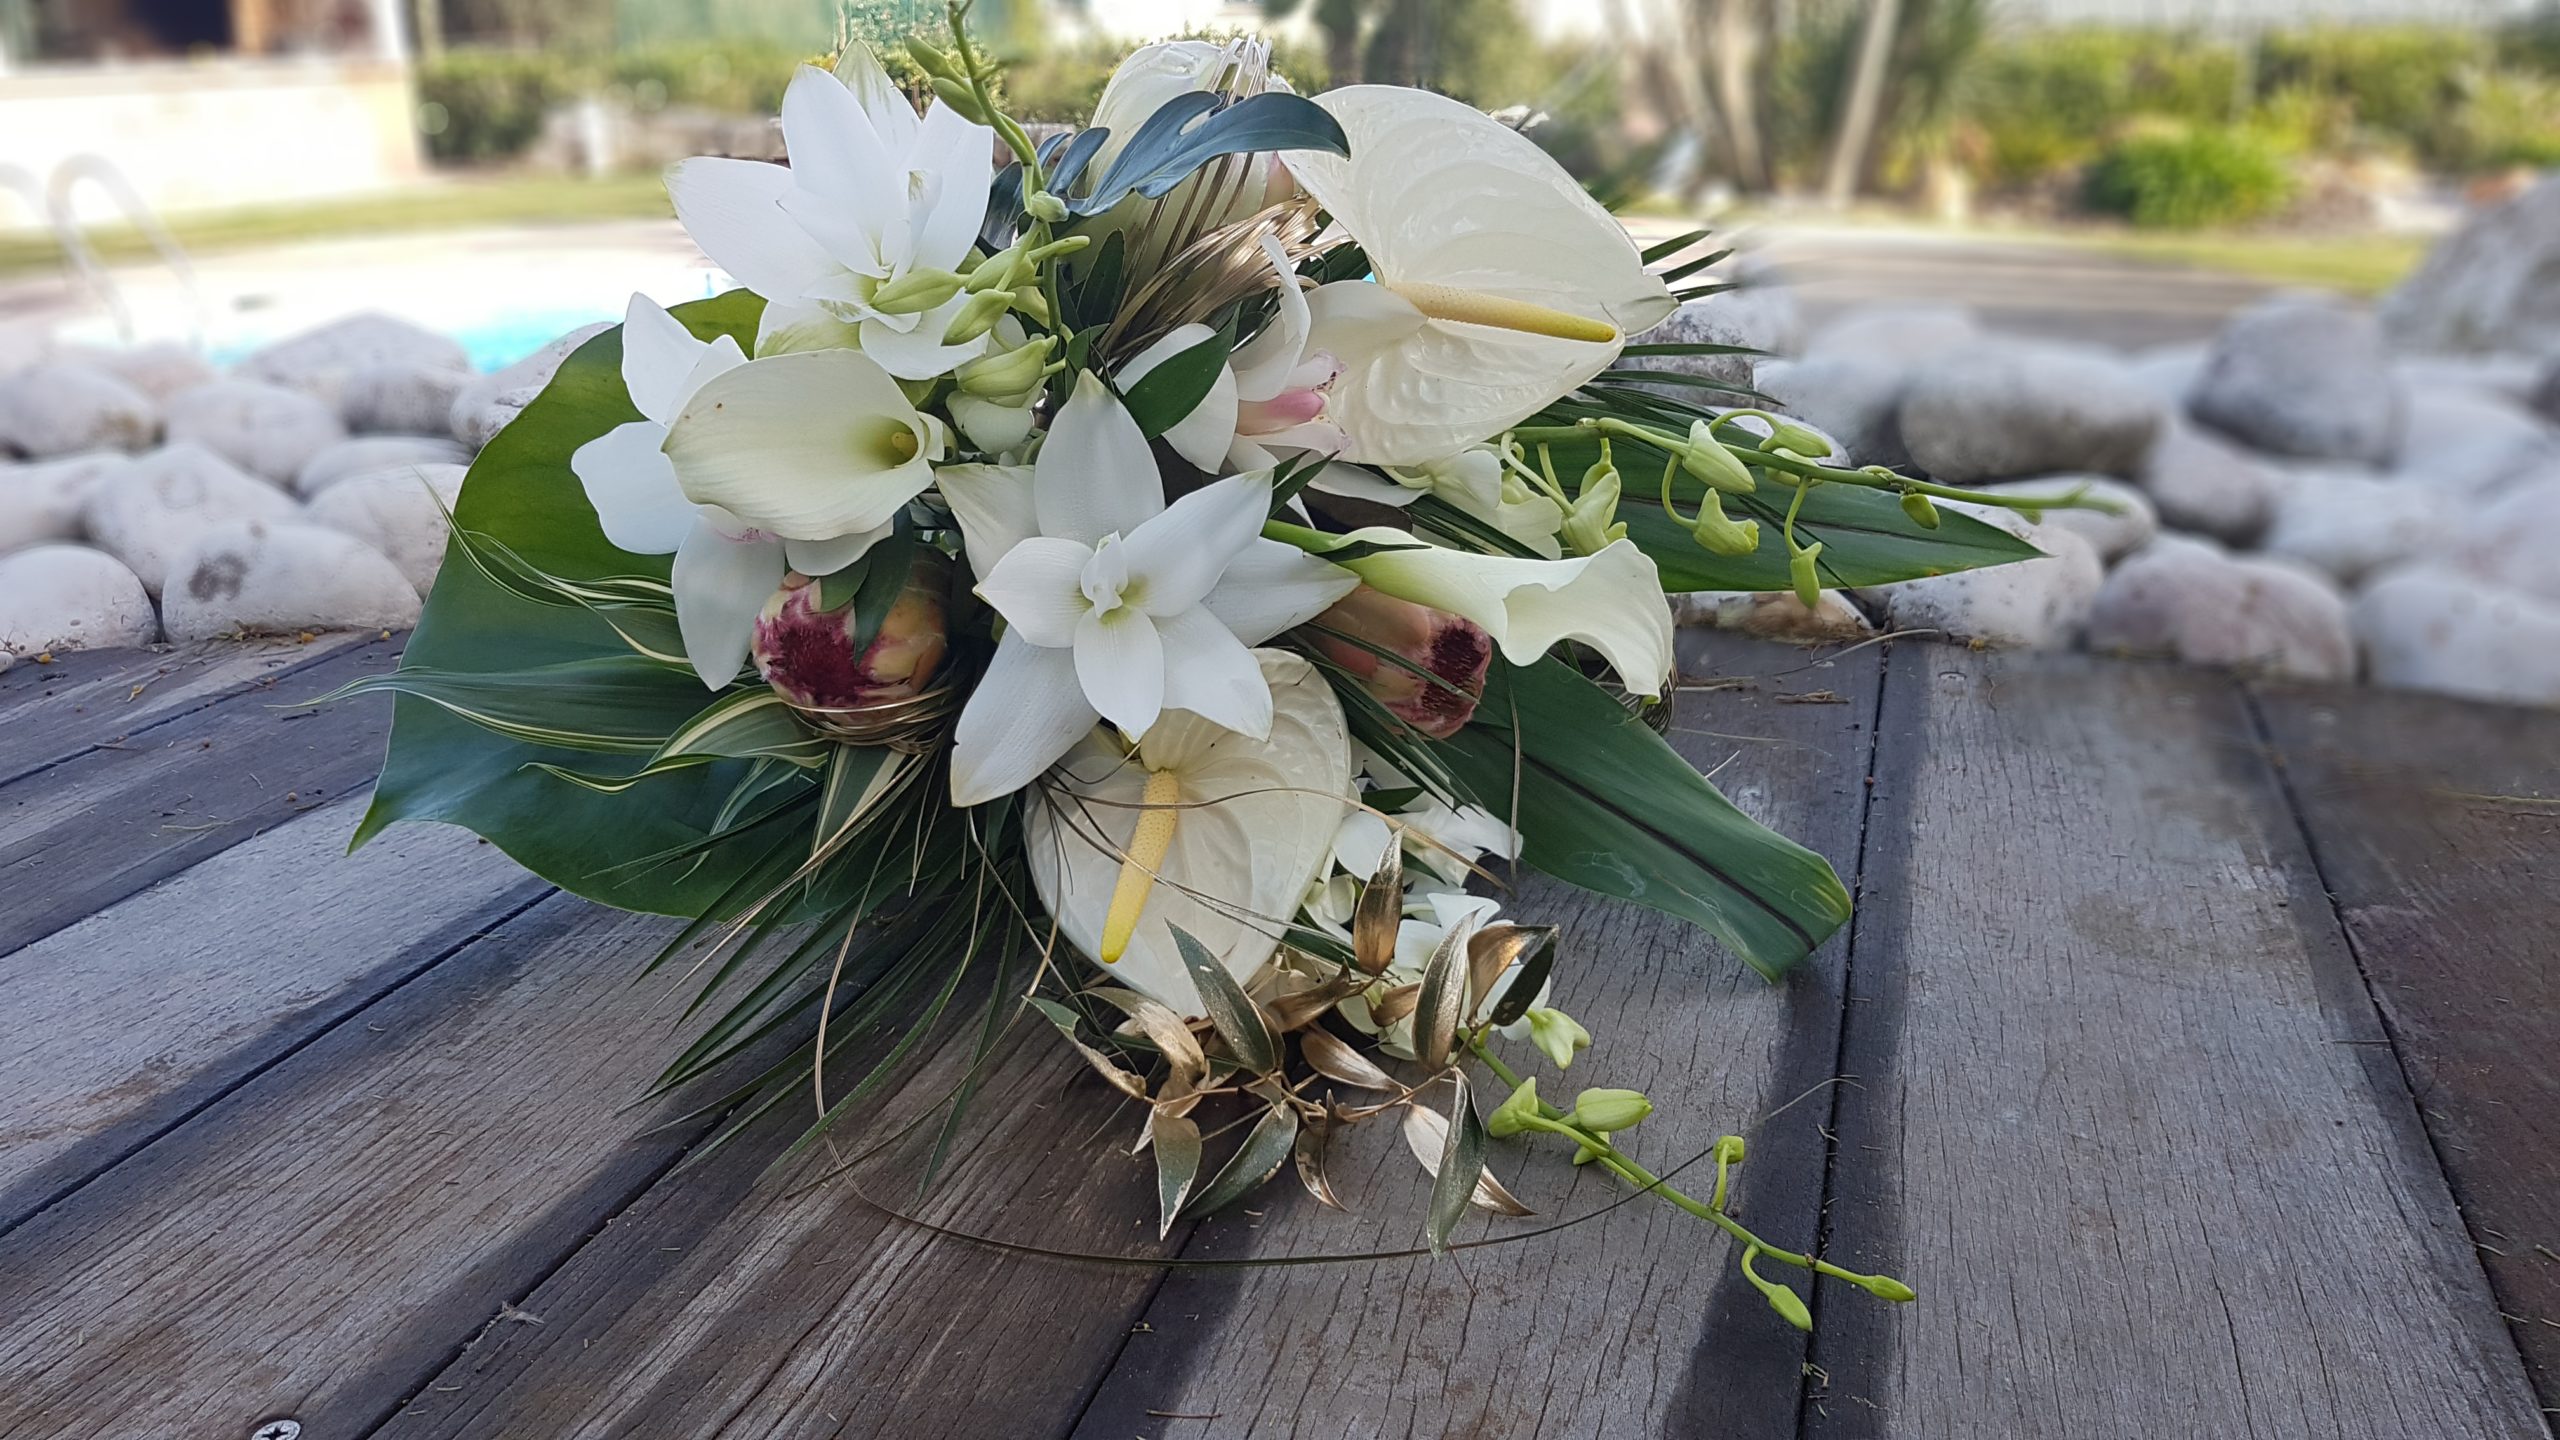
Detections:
[353, 7, 2074, 1334]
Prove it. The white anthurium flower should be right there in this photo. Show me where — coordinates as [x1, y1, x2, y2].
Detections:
[1280, 86, 1678, 466]
[1320, 528, 1676, 698]
[664, 47, 996, 380]
[570, 294, 882, 689]
[1024, 649, 1354, 1017]
[945, 374, 1358, 806]
[660, 346, 944, 546]
[1310, 447, 1564, 558]
[1118, 237, 1348, 476]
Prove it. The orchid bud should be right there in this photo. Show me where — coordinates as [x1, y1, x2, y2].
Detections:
[1561, 454, 1626, 556]
[1689, 491, 1761, 557]
[1763, 420, 1832, 458]
[1788, 540, 1825, 610]
[949, 392, 1036, 453]
[1486, 1077, 1542, 1138]
[1305, 585, 1492, 740]
[1858, 1274, 1918, 1302]
[1024, 190, 1069, 223]
[868, 267, 966, 317]
[1570, 1087, 1652, 1134]
[904, 37, 965, 83]
[1713, 1134, 1746, 1165]
[940, 288, 1015, 346]
[752, 550, 951, 713]
[963, 245, 1027, 293]
[1522, 1006, 1591, 1070]
[1679, 420, 1757, 494]
[956, 336, 1051, 404]
[929, 77, 988, 124]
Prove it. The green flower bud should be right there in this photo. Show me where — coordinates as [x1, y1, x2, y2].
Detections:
[1788, 540, 1825, 610]
[1571, 1143, 1604, 1165]
[1858, 1273, 1917, 1302]
[1713, 1134, 1747, 1165]
[963, 246, 1026, 293]
[903, 37, 965, 83]
[1899, 491, 1940, 529]
[1561, 455, 1626, 556]
[929, 77, 989, 124]
[1679, 420, 1758, 494]
[867, 267, 966, 317]
[1011, 284, 1051, 327]
[1570, 1087, 1652, 1134]
[1754, 1268, 1813, 1331]
[1486, 1076, 1542, 1138]
[1025, 190, 1069, 223]
[955, 335, 1052, 403]
[1524, 1006, 1591, 1070]
[1764, 420, 1832, 458]
[939, 288, 1015, 346]
[1689, 491, 1761, 557]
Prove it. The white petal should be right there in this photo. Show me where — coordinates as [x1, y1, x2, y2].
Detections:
[858, 300, 991, 381]
[949, 393, 1037, 453]
[1118, 470, 1270, 617]
[832, 43, 919, 154]
[906, 102, 998, 271]
[1154, 606, 1273, 738]
[778, 64, 900, 236]
[673, 517, 786, 688]
[976, 536, 1095, 649]
[663, 350, 939, 542]
[572, 420, 694, 556]
[1341, 532, 1675, 697]
[1229, 237, 1311, 403]
[935, 462, 1038, 579]
[1120, 324, 1240, 474]
[619, 294, 701, 424]
[1200, 538, 1359, 644]
[755, 300, 864, 357]
[950, 633, 1100, 806]
[1035, 372, 1165, 545]
[783, 523, 889, 577]
[1304, 461, 1424, 508]
[1333, 810, 1394, 879]
[665, 156, 838, 301]
[1074, 607, 1164, 737]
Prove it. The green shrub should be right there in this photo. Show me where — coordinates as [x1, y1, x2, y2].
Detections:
[1961, 29, 2239, 186]
[417, 50, 585, 163]
[2083, 125, 2292, 228]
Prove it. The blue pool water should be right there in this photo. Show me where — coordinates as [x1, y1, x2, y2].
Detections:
[203, 304, 631, 375]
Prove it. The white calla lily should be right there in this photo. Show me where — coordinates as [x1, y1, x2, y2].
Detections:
[1280, 86, 1676, 466]
[1025, 650, 1354, 1017]
[664, 48, 997, 380]
[946, 374, 1358, 807]
[571, 294, 882, 689]
[660, 347, 943, 544]
[1322, 529, 1675, 697]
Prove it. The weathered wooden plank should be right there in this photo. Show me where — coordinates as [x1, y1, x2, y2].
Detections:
[1809, 649, 2544, 1438]
[0, 895, 742, 1440]
[0, 632, 376, 786]
[0, 633, 404, 956]
[0, 793, 546, 1229]
[2254, 681, 2560, 1409]
[1069, 632, 1883, 1440]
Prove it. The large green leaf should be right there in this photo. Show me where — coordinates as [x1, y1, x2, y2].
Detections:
[351, 290, 814, 916]
[1430, 658, 1849, 978]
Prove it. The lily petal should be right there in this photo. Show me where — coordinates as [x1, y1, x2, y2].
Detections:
[663, 349, 939, 542]
[1118, 470, 1270, 617]
[1200, 538, 1359, 644]
[782, 524, 889, 578]
[905, 101, 998, 271]
[755, 299, 864, 357]
[619, 294, 701, 424]
[1035, 373, 1164, 545]
[1332, 531, 1675, 697]
[976, 535, 1096, 648]
[1228, 236, 1312, 403]
[672, 516, 787, 688]
[572, 420, 695, 556]
[859, 298, 991, 381]
[832, 42, 919, 155]
[1155, 605, 1274, 738]
[1075, 606, 1165, 737]
[1121, 323, 1240, 474]
[936, 462, 1039, 579]
[665, 156, 837, 303]
[950, 631, 1101, 806]
[776, 65, 900, 264]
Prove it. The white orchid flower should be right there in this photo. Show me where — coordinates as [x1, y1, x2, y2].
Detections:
[1118, 237, 1349, 476]
[1310, 446, 1565, 557]
[570, 295, 884, 689]
[1279, 86, 1677, 466]
[665, 47, 996, 380]
[944, 374, 1358, 806]
[1024, 649, 1354, 1017]
[1331, 795, 1519, 887]
[1319, 528, 1676, 698]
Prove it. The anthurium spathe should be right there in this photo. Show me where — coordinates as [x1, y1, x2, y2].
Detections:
[946, 374, 1357, 806]
[570, 294, 884, 689]
[1314, 528, 1676, 698]
[664, 47, 996, 379]
[1023, 649, 1353, 1016]
[660, 346, 944, 546]
[1279, 87, 1677, 466]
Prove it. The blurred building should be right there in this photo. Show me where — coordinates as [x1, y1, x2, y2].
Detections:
[0, 0, 422, 231]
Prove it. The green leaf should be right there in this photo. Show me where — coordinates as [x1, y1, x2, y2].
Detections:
[1169, 925, 1280, 1073]
[1427, 1073, 1487, 1257]
[1119, 325, 1232, 439]
[354, 290, 817, 916]
[1430, 658, 1850, 978]
[530, 688, 832, 793]
[1070, 91, 1349, 216]
[1150, 1111, 1203, 1239]
[334, 656, 709, 753]
[1176, 1102, 1299, 1221]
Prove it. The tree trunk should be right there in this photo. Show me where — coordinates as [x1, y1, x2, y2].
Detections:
[1823, 0, 1902, 208]
[1706, 0, 1766, 189]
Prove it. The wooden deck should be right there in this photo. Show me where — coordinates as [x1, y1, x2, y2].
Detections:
[1, 629, 2554, 1440]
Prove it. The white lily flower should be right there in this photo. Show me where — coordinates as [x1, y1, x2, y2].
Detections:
[660, 347, 944, 547]
[946, 374, 1358, 806]
[664, 47, 996, 380]
[1322, 528, 1676, 698]
[1309, 447, 1565, 558]
[1118, 237, 1348, 476]
[1024, 649, 1354, 1017]
[570, 295, 883, 689]
[1280, 86, 1677, 466]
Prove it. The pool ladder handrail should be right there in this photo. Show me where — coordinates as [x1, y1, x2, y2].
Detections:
[0, 154, 204, 350]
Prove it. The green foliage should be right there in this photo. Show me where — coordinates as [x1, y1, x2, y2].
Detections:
[418, 40, 809, 163]
[2083, 125, 2293, 229]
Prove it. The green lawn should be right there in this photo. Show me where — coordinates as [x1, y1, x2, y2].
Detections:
[0, 174, 674, 279]
[2050, 229, 2429, 297]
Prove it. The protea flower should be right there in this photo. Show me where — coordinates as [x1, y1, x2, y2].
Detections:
[1305, 584, 1492, 739]
[752, 549, 952, 742]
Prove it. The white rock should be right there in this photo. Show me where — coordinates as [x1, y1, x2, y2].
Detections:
[2459, 469, 2560, 603]
[293, 435, 472, 498]
[2086, 535, 2352, 681]
[340, 362, 476, 435]
[162, 520, 420, 641]
[0, 363, 159, 457]
[2190, 295, 2404, 465]
[451, 322, 611, 447]
[0, 649, 11, 674]
[2260, 471, 2457, 587]
[2394, 352, 2544, 409]
[0, 451, 133, 551]
[1973, 476, 2158, 561]
[79, 442, 300, 597]
[2127, 342, 2208, 410]
[1625, 277, 1802, 391]
[2533, 355, 2560, 424]
[1670, 589, 1875, 644]
[237, 313, 471, 407]
[1898, 342, 2165, 483]
[2138, 415, 2287, 545]
[2353, 566, 2560, 707]
[163, 379, 348, 487]
[1853, 504, 2103, 648]
[1751, 357, 1907, 469]
[2387, 384, 2560, 500]
[304, 464, 465, 593]
[0, 544, 158, 653]
[2378, 176, 2560, 357]
[91, 342, 218, 402]
[1802, 303, 1979, 369]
